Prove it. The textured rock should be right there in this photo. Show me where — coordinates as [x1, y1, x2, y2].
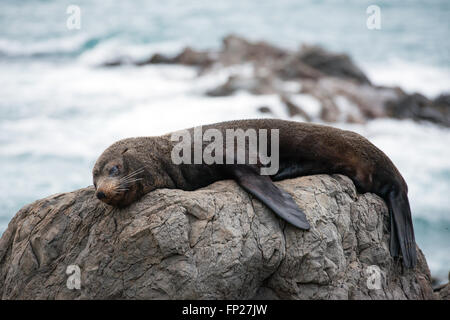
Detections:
[437, 283, 450, 300]
[206, 75, 277, 97]
[98, 34, 448, 126]
[386, 92, 450, 127]
[280, 95, 312, 121]
[434, 272, 450, 300]
[300, 78, 401, 123]
[220, 34, 288, 66]
[0, 175, 436, 300]
[298, 45, 371, 84]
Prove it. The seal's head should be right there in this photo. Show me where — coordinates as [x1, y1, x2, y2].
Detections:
[92, 142, 145, 207]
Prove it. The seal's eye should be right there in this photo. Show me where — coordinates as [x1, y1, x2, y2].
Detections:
[109, 165, 119, 176]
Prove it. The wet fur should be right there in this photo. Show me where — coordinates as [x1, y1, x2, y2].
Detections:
[93, 119, 417, 268]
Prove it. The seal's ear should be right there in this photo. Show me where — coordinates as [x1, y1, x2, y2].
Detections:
[121, 147, 139, 169]
[229, 166, 310, 230]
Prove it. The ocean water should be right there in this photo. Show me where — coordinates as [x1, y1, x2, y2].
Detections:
[0, 0, 449, 283]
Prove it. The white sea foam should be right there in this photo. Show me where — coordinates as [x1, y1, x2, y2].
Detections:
[78, 39, 188, 66]
[0, 35, 90, 57]
[363, 58, 450, 99]
[289, 94, 322, 119]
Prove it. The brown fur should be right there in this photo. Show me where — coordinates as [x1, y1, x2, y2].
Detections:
[93, 119, 405, 205]
[93, 119, 416, 267]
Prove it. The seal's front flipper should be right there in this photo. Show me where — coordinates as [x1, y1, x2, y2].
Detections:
[230, 166, 310, 230]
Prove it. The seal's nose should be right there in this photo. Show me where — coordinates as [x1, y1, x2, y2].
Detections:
[96, 191, 106, 200]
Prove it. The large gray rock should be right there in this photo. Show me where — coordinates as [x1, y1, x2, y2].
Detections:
[298, 45, 371, 84]
[98, 34, 449, 127]
[386, 92, 450, 127]
[437, 283, 450, 300]
[0, 175, 437, 299]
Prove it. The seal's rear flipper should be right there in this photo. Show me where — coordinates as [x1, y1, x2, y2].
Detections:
[388, 190, 417, 268]
[389, 207, 401, 258]
[230, 166, 310, 230]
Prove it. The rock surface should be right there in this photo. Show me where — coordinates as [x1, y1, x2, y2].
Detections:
[433, 272, 450, 300]
[437, 283, 450, 300]
[386, 92, 450, 127]
[297, 45, 371, 84]
[0, 175, 437, 300]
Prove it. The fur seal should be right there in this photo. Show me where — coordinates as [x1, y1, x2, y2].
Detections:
[92, 119, 417, 268]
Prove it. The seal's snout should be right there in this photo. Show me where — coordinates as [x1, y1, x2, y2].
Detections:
[96, 191, 106, 200]
[94, 177, 128, 206]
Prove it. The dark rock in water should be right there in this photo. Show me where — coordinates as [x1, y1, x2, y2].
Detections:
[274, 55, 323, 81]
[205, 81, 236, 97]
[298, 45, 371, 84]
[136, 53, 175, 65]
[101, 56, 135, 67]
[136, 47, 214, 68]
[280, 95, 312, 121]
[386, 93, 450, 127]
[432, 93, 450, 112]
[0, 175, 438, 299]
[387, 93, 430, 118]
[102, 60, 125, 67]
[257, 105, 274, 114]
[173, 47, 214, 67]
[206, 75, 276, 97]
[302, 78, 405, 123]
[220, 34, 288, 66]
[219, 35, 323, 81]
